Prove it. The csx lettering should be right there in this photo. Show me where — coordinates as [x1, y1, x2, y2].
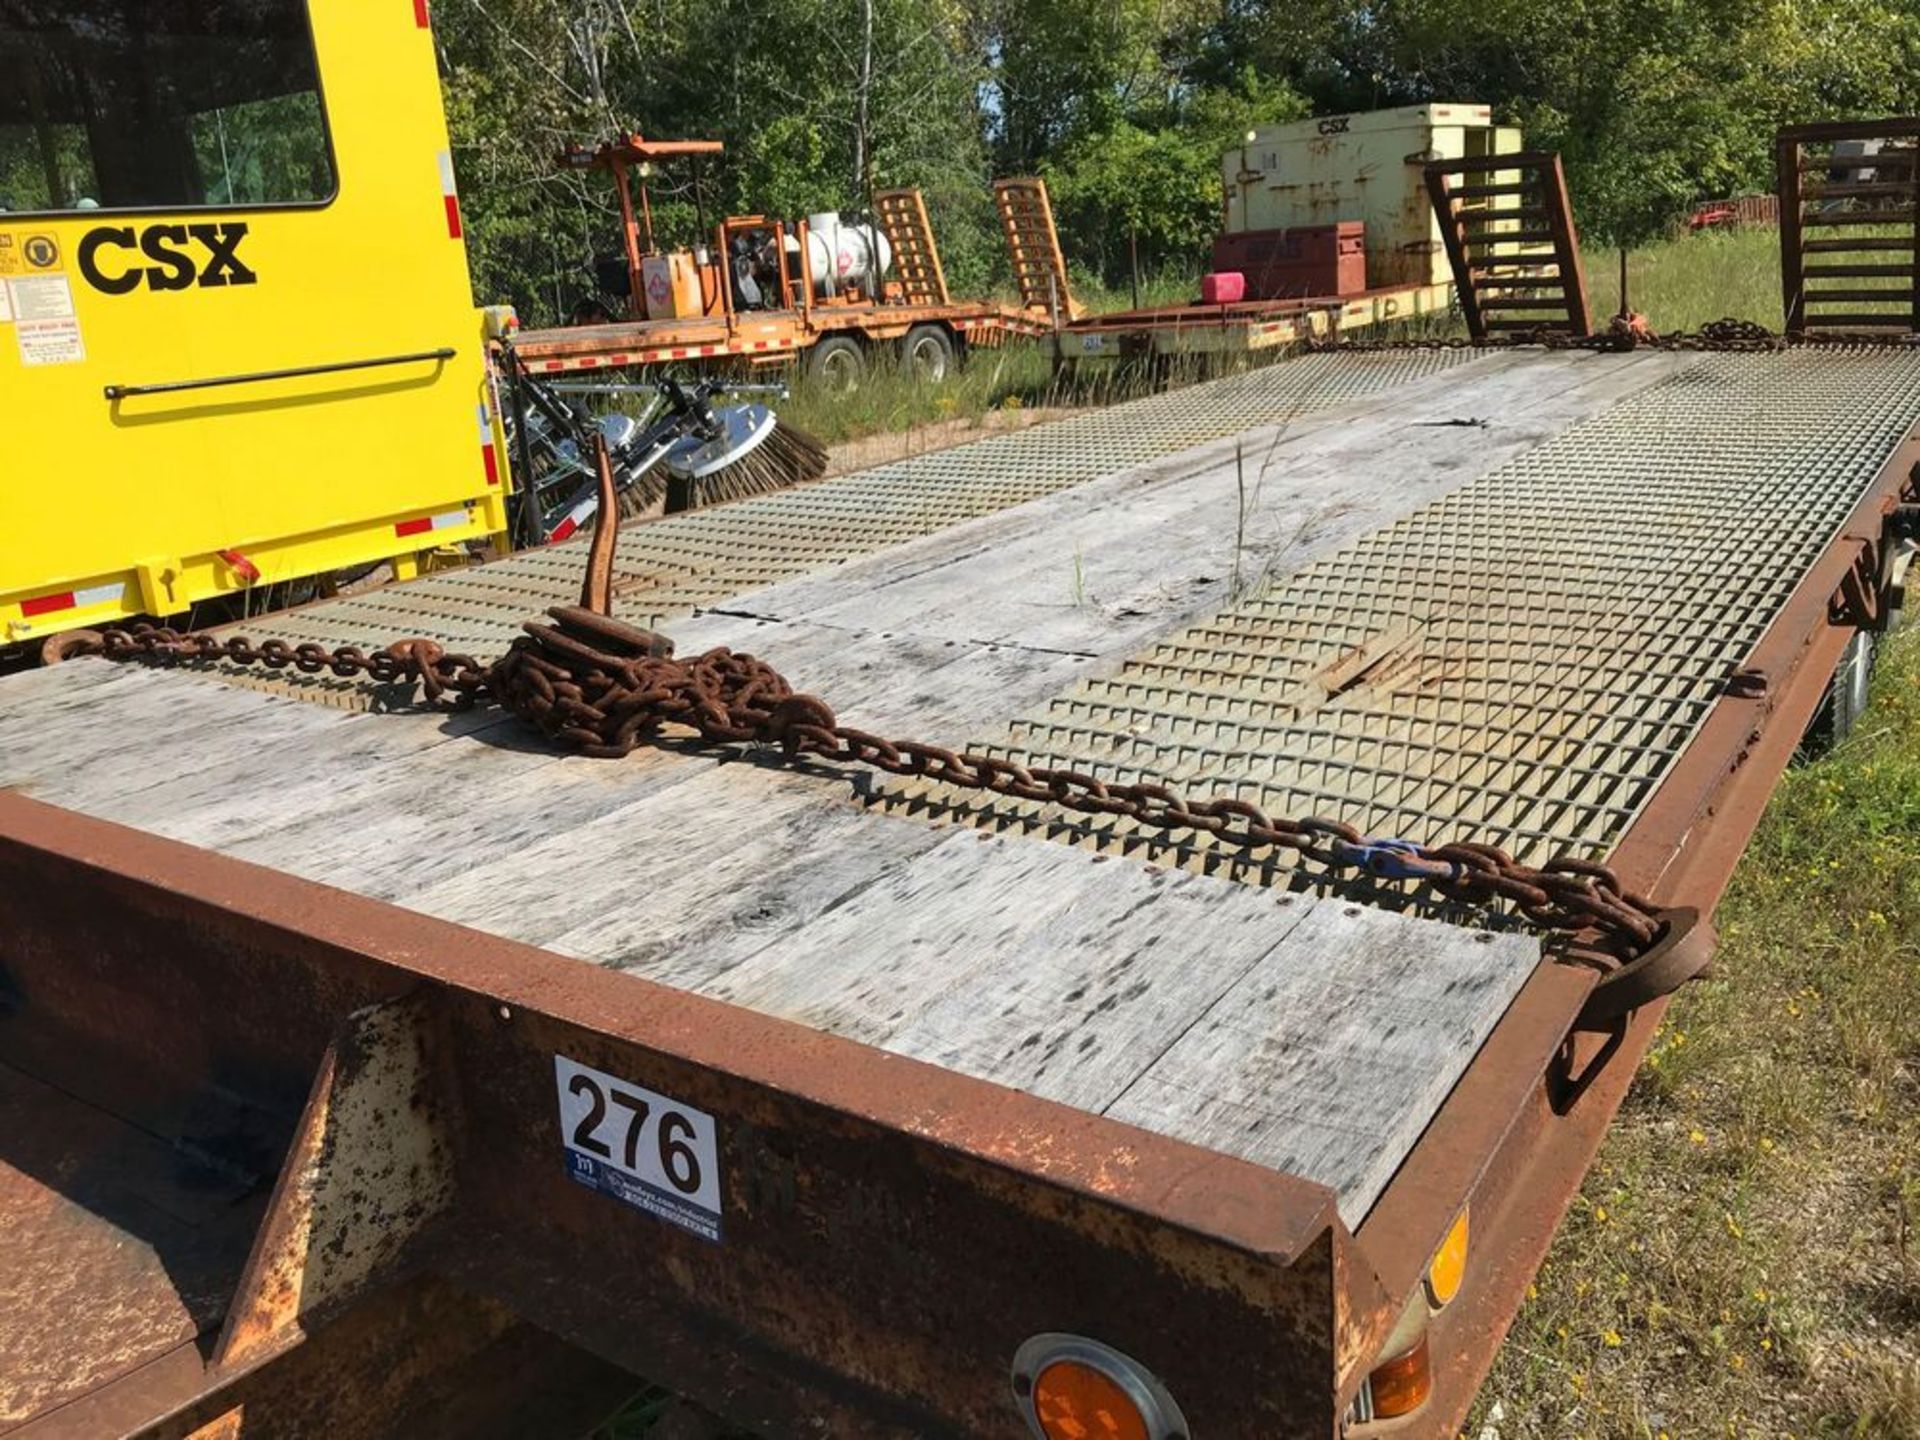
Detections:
[78, 223, 257, 294]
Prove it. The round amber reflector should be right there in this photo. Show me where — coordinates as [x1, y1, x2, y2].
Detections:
[1032, 1359, 1151, 1440]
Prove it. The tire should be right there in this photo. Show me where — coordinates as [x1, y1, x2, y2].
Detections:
[900, 324, 956, 384]
[806, 334, 867, 395]
[1804, 627, 1877, 751]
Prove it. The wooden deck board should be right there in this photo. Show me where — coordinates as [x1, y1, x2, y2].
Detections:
[705, 832, 1319, 1117]
[1106, 899, 1540, 1224]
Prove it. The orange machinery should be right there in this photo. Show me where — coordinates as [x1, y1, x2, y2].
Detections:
[517, 135, 1047, 388]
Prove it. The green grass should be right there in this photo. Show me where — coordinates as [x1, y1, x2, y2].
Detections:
[1582, 225, 1785, 334]
[774, 342, 1049, 448]
[1473, 624, 1920, 1439]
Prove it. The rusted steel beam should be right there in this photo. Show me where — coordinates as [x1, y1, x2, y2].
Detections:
[12, 1274, 634, 1440]
[0, 793, 1374, 1437]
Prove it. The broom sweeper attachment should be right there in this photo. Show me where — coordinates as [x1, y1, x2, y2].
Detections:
[500, 366, 829, 544]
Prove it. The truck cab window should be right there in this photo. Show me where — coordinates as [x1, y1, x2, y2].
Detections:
[0, 1, 333, 214]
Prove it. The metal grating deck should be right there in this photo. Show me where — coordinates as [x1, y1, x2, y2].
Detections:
[877, 349, 1920, 871]
[196, 349, 1473, 704]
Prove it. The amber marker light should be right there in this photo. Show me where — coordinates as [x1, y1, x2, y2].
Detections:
[1425, 1206, 1470, 1308]
[1365, 1330, 1435, 1419]
[1346, 1288, 1436, 1426]
[1011, 1334, 1188, 1440]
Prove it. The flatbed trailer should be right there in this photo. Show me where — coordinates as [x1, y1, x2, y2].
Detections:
[2, 344, 1915, 1438]
[509, 299, 1049, 379]
[1053, 282, 1457, 364]
[512, 158, 1050, 382]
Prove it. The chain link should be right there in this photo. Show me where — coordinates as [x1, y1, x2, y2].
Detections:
[1312, 316, 1918, 356]
[89, 623, 493, 705]
[71, 608, 1670, 962]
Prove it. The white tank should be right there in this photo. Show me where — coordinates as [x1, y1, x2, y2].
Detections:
[790, 212, 892, 297]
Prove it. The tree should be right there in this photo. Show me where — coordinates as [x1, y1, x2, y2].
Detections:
[433, 0, 993, 317]
[426, 0, 1920, 310]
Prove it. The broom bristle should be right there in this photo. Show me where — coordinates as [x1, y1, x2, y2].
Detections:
[696, 420, 830, 508]
[614, 468, 668, 521]
[600, 417, 828, 526]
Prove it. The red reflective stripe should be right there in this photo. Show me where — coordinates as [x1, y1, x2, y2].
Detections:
[443, 194, 463, 240]
[481, 443, 500, 486]
[550, 516, 579, 543]
[414, 0, 430, 24]
[21, 592, 75, 618]
[395, 517, 434, 538]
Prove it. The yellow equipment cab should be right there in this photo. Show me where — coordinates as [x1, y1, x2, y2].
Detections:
[0, 0, 509, 648]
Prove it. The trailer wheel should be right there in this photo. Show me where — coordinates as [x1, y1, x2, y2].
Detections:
[807, 335, 867, 395]
[1805, 627, 1877, 751]
[901, 324, 956, 384]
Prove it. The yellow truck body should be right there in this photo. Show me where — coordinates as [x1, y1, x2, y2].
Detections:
[0, 0, 508, 646]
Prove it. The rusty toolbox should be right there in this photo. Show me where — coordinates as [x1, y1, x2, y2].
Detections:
[1212, 222, 1369, 300]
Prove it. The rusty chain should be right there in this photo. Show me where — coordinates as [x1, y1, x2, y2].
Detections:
[88, 623, 494, 705]
[1310, 316, 1918, 355]
[74, 605, 1671, 965]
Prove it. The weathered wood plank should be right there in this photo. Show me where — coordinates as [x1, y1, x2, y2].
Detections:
[84, 697, 503, 841]
[665, 612, 1098, 735]
[1105, 899, 1539, 1225]
[381, 758, 930, 957]
[538, 768, 958, 983]
[0, 665, 348, 808]
[222, 734, 698, 906]
[706, 830, 1320, 1115]
[192, 749, 549, 892]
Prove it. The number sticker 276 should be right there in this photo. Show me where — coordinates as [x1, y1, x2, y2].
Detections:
[554, 1056, 723, 1242]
